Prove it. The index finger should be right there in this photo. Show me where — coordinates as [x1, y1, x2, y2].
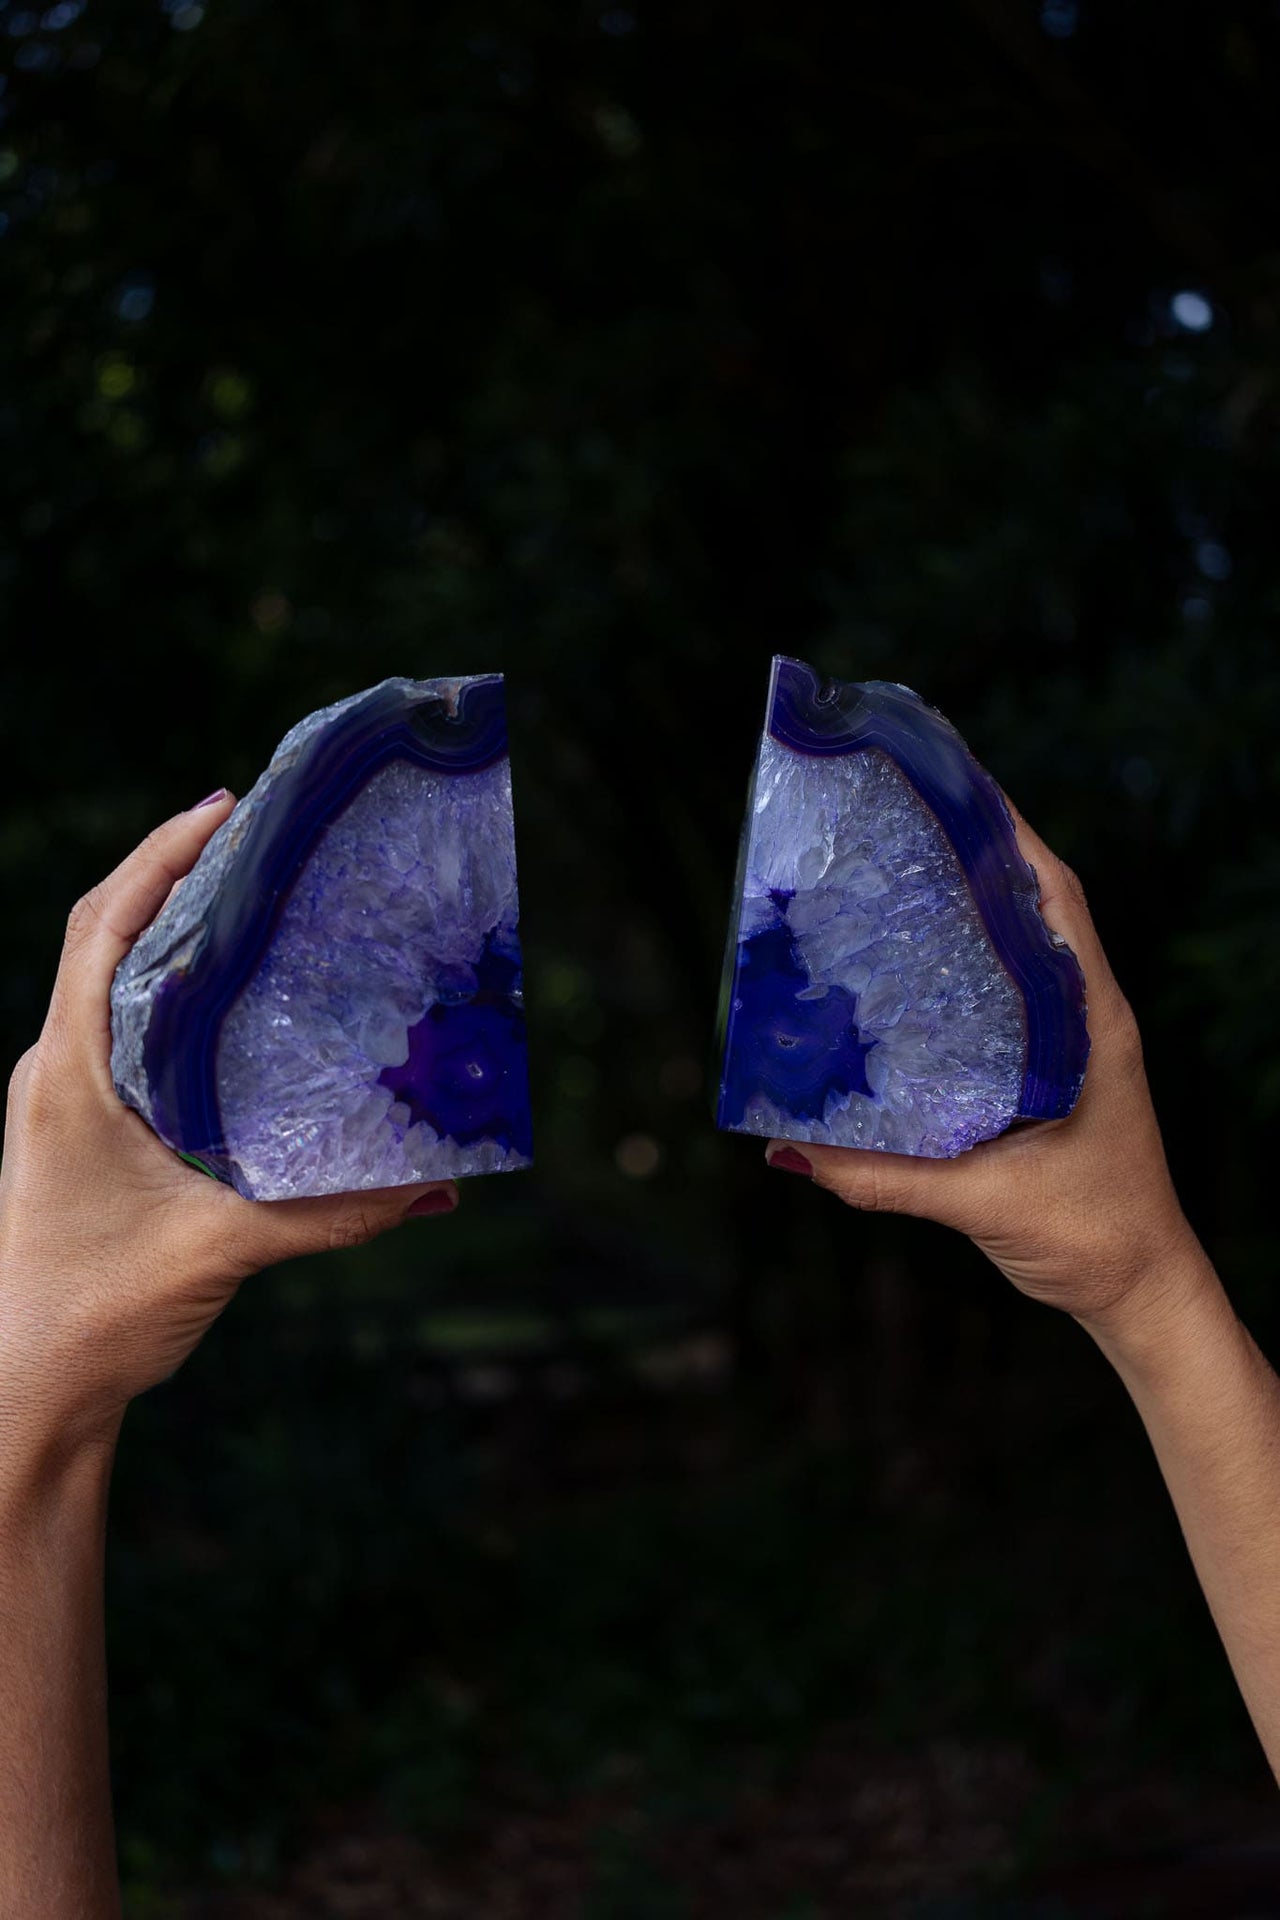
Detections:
[999, 790, 1126, 1024]
[48, 791, 237, 1060]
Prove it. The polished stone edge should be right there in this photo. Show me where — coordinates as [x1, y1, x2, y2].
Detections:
[718, 655, 1089, 1127]
[110, 674, 513, 1184]
[713, 759, 766, 1129]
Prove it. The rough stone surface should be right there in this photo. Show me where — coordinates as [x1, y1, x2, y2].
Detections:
[716, 658, 1089, 1158]
[111, 676, 532, 1199]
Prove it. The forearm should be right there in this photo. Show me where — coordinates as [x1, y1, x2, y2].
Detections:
[1081, 1245, 1280, 1782]
[0, 1417, 122, 1919]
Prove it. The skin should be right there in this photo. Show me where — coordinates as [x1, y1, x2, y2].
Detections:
[768, 803, 1280, 1787]
[0, 794, 1276, 1914]
[0, 793, 458, 1919]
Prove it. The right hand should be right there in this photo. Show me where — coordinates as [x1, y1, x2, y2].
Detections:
[767, 805, 1207, 1335]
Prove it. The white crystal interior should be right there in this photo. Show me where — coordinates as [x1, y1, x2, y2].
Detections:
[216, 755, 526, 1199]
[731, 737, 1026, 1156]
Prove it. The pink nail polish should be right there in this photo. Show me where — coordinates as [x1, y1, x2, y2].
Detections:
[767, 1145, 813, 1178]
[407, 1189, 456, 1216]
[192, 788, 229, 810]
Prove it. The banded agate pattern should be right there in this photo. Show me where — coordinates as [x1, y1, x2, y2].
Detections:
[716, 657, 1089, 1158]
[110, 675, 532, 1199]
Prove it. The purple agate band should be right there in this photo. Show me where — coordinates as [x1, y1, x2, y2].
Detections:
[767, 657, 1088, 1121]
[143, 676, 510, 1177]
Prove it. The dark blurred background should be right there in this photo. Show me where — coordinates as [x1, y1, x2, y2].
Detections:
[3, 1, 1280, 1914]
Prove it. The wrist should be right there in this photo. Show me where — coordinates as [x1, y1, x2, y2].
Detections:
[0, 1253, 130, 1495]
[0, 1382, 122, 1522]
[1073, 1231, 1227, 1388]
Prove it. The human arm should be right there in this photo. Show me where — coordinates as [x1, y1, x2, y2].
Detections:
[0, 793, 459, 1918]
[767, 807, 1280, 1784]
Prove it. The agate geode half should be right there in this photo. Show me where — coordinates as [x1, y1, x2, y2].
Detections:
[716, 657, 1089, 1158]
[111, 676, 532, 1199]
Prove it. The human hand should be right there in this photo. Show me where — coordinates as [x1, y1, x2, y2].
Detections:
[0, 793, 458, 1458]
[766, 805, 1206, 1335]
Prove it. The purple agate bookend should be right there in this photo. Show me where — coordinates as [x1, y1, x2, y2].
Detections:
[110, 675, 533, 1200]
[716, 657, 1089, 1159]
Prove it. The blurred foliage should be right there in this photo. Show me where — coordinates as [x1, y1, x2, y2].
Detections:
[1, 0, 1279, 1906]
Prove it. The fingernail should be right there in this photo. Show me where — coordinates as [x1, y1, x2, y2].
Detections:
[191, 788, 229, 810]
[767, 1145, 814, 1178]
[407, 1189, 457, 1216]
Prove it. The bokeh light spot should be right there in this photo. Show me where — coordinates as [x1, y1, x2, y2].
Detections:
[250, 592, 292, 635]
[208, 369, 253, 419]
[1195, 539, 1232, 582]
[115, 274, 156, 322]
[615, 1132, 662, 1178]
[1171, 289, 1213, 332]
[593, 103, 642, 159]
[97, 356, 137, 400]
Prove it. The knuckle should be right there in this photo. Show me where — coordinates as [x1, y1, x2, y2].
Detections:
[64, 884, 108, 951]
[327, 1209, 379, 1253]
[1056, 860, 1088, 910]
[5, 1048, 35, 1131]
[1108, 997, 1146, 1072]
[6, 1044, 37, 1104]
[864, 1157, 902, 1214]
[138, 822, 177, 868]
[825, 1154, 899, 1214]
[8, 1043, 58, 1130]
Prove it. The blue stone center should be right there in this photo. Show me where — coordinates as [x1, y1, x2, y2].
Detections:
[719, 921, 877, 1128]
[378, 933, 532, 1157]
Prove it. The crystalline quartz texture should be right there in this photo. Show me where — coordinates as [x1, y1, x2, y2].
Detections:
[216, 756, 523, 1194]
[717, 661, 1088, 1159]
[110, 676, 532, 1200]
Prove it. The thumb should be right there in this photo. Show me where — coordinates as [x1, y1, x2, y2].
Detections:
[204, 1178, 460, 1275]
[766, 1137, 991, 1235]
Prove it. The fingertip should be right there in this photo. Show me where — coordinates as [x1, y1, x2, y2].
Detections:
[184, 791, 237, 840]
[765, 1141, 815, 1178]
[405, 1182, 459, 1217]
